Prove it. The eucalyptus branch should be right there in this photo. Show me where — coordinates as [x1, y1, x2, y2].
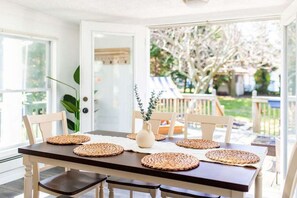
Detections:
[134, 84, 163, 121]
[145, 91, 156, 121]
[134, 85, 146, 120]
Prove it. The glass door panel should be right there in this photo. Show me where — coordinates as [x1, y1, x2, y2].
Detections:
[80, 21, 149, 133]
[286, 20, 297, 165]
[93, 34, 133, 132]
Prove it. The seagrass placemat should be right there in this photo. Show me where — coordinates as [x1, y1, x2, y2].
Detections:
[205, 149, 260, 165]
[73, 143, 124, 157]
[47, 135, 90, 145]
[126, 133, 166, 141]
[176, 139, 220, 149]
[141, 152, 199, 171]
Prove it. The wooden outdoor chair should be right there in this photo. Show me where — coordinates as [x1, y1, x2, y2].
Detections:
[106, 111, 177, 198]
[282, 142, 297, 198]
[160, 114, 234, 198]
[23, 111, 107, 198]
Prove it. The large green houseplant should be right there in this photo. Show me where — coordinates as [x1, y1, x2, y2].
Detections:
[47, 66, 80, 132]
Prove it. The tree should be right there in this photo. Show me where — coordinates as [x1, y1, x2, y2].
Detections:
[151, 25, 241, 93]
[254, 67, 271, 94]
[151, 21, 281, 94]
[238, 22, 280, 70]
[150, 43, 175, 76]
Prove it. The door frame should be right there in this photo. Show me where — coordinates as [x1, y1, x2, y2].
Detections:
[80, 21, 150, 132]
[281, 1, 297, 179]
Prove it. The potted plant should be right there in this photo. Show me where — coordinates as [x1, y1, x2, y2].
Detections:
[134, 85, 162, 148]
[47, 66, 80, 132]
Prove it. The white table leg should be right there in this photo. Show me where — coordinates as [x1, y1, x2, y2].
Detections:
[23, 155, 33, 198]
[255, 168, 263, 198]
[231, 191, 245, 198]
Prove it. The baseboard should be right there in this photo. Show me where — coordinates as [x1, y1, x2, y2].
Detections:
[0, 157, 24, 185]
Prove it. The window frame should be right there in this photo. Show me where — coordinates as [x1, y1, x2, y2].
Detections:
[0, 32, 57, 159]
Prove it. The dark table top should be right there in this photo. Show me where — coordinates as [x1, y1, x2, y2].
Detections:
[18, 131, 267, 192]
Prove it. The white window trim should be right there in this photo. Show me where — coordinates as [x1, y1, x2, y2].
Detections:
[0, 33, 57, 184]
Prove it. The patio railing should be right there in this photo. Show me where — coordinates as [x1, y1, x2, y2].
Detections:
[252, 91, 280, 136]
[156, 89, 224, 119]
[156, 89, 282, 136]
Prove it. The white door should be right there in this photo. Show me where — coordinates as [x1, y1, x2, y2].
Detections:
[80, 21, 150, 133]
[281, 1, 297, 186]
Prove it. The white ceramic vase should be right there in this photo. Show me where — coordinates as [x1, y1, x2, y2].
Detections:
[136, 121, 155, 148]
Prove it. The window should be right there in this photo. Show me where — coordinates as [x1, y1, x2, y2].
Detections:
[0, 34, 52, 152]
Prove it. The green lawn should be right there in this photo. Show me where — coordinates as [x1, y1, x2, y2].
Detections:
[218, 96, 252, 122]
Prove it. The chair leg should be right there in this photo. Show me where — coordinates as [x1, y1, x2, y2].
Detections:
[108, 185, 114, 198]
[149, 189, 157, 198]
[130, 190, 133, 198]
[160, 191, 167, 198]
[100, 182, 104, 198]
[33, 190, 39, 198]
[32, 179, 39, 198]
[96, 186, 100, 198]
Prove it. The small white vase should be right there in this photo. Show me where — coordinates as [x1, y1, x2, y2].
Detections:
[136, 121, 155, 148]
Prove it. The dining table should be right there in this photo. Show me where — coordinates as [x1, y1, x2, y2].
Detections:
[18, 130, 267, 198]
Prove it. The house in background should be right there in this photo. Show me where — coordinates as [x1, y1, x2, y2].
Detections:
[0, 0, 296, 194]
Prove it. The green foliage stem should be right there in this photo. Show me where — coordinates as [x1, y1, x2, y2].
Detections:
[47, 66, 80, 132]
[134, 85, 163, 121]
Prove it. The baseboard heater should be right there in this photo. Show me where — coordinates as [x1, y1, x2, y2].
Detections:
[0, 155, 24, 185]
[0, 154, 22, 163]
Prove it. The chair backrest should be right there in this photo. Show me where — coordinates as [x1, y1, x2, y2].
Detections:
[283, 142, 297, 198]
[184, 114, 233, 143]
[132, 111, 177, 137]
[23, 111, 68, 145]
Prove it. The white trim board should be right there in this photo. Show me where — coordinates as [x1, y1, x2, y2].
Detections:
[0, 158, 24, 185]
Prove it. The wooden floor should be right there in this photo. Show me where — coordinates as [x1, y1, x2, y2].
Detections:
[0, 128, 282, 198]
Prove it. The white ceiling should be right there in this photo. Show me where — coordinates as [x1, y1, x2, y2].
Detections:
[6, 0, 294, 25]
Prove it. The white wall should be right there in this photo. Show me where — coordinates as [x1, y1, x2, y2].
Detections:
[0, 1, 79, 184]
[0, 1, 80, 111]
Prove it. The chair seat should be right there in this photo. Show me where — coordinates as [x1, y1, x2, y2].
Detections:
[39, 170, 106, 195]
[106, 176, 160, 189]
[160, 185, 220, 198]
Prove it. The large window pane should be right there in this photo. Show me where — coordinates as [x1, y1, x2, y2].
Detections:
[0, 34, 51, 151]
[25, 42, 49, 89]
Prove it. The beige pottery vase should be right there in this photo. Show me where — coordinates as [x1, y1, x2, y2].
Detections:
[136, 121, 155, 148]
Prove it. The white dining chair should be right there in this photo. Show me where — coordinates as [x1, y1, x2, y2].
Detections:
[184, 114, 234, 143]
[160, 114, 234, 198]
[132, 111, 177, 137]
[282, 142, 297, 198]
[23, 111, 106, 198]
[106, 111, 177, 198]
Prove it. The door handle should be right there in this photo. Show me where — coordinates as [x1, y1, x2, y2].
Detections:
[82, 108, 89, 114]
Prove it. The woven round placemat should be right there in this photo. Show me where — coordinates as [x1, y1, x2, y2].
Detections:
[141, 152, 199, 171]
[126, 133, 166, 141]
[46, 135, 90, 145]
[73, 143, 124, 157]
[205, 149, 260, 165]
[176, 139, 220, 149]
